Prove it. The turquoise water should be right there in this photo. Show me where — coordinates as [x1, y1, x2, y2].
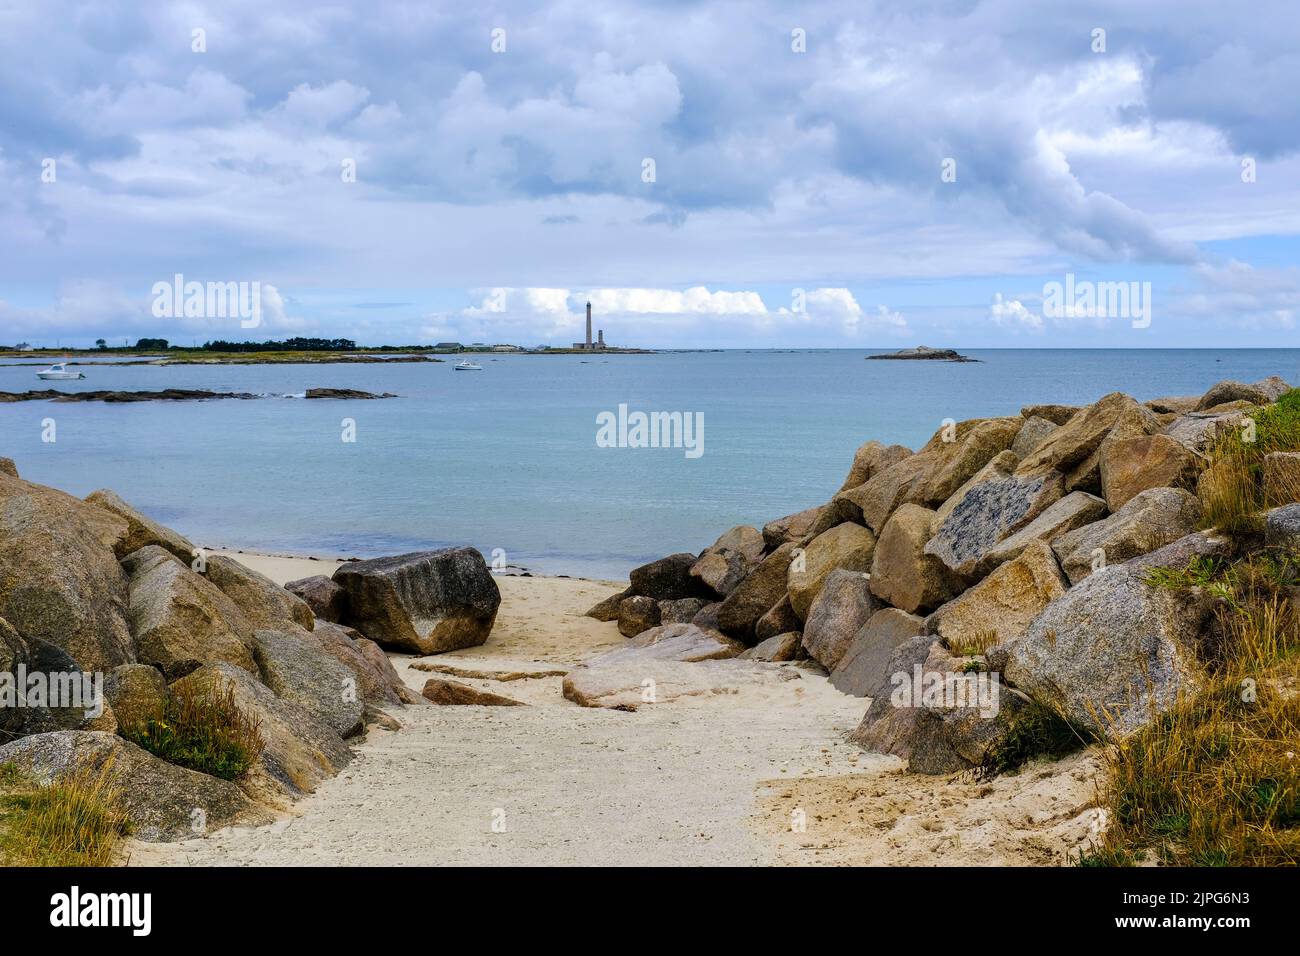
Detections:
[1, 349, 1295, 578]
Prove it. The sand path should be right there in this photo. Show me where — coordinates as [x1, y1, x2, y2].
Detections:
[127, 553, 1102, 866]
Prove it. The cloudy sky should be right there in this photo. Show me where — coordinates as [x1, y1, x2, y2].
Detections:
[1, 0, 1298, 348]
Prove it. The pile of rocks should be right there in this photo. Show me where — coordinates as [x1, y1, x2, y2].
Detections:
[0, 465, 500, 840]
[587, 375, 1296, 774]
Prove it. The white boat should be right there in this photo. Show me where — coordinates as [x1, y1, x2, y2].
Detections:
[36, 362, 85, 381]
[454, 361, 483, 371]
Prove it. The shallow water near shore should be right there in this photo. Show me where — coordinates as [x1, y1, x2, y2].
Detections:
[1, 348, 1294, 578]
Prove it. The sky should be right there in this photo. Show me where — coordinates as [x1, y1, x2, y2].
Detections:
[1, 0, 1298, 349]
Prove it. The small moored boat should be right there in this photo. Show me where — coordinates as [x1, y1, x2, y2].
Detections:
[454, 361, 483, 371]
[36, 362, 85, 381]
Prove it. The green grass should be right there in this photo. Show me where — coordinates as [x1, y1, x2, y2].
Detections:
[120, 682, 264, 780]
[976, 701, 1094, 780]
[1198, 388, 1300, 533]
[0, 763, 132, 866]
[1084, 548, 1300, 866]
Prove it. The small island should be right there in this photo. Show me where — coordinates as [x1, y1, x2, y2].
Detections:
[866, 345, 979, 362]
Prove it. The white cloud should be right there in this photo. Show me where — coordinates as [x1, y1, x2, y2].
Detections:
[989, 293, 1044, 331]
[586, 287, 767, 315]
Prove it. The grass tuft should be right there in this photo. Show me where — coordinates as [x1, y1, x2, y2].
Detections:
[0, 762, 132, 866]
[1197, 388, 1300, 533]
[976, 700, 1094, 780]
[120, 681, 264, 780]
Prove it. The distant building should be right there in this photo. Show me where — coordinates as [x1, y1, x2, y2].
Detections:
[433, 341, 463, 352]
[15, 342, 32, 351]
[571, 302, 612, 350]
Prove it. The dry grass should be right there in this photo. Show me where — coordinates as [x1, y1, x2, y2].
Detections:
[0, 761, 132, 866]
[947, 627, 1000, 657]
[1197, 389, 1300, 534]
[1083, 550, 1300, 866]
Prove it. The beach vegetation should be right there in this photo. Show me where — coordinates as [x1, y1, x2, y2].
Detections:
[120, 682, 263, 780]
[1198, 389, 1300, 534]
[1084, 548, 1300, 866]
[0, 763, 132, 866]
[976, 701, 1093, 781]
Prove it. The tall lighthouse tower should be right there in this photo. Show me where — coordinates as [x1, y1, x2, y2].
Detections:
[585, 301, 593, 350]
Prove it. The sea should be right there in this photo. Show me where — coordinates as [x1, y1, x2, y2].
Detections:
[1, 349, 1294, 579]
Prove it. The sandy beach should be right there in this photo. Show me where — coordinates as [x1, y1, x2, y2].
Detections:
[121, 550, 1104, 867]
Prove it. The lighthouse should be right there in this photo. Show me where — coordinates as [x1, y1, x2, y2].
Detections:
[585, 301, 593, 350]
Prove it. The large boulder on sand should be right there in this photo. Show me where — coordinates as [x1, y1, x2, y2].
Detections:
[171, 663, 352, 805]
[868, 504, 959, 613]
[829, 608, 923, 697]
[787, 523, 877, 619]
[0, 730, 271, 842]
[1195, 376, 1291, 411]
[421, 678, 524, 706]
[253, 629, 365, 737]
[617, 595, 661, 637]
[848, 638, 1023, 774]
[1004, 543, 1217, 737]
[0, 473, 133, 671]
[123, 546, 257, 679]
[801, 568, 877, 670]
[85, 488, 195, 562]
[1098, 433, 1199, 511]
[311, 620, 419, 707]
[1051, 487, 1203, 585]
[584, 588, 629, 622]
[717, 543, 796, 641]
[285, 574, 347, 622]
[204, 555, 315, 633]
[738, 631, 802, 662]
[333, 548, 501, 654]
[924, 541, 1068, 650]
[585, 622, 745, 666]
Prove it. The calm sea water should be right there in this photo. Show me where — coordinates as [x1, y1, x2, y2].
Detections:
[1, 349, 1295, 578]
